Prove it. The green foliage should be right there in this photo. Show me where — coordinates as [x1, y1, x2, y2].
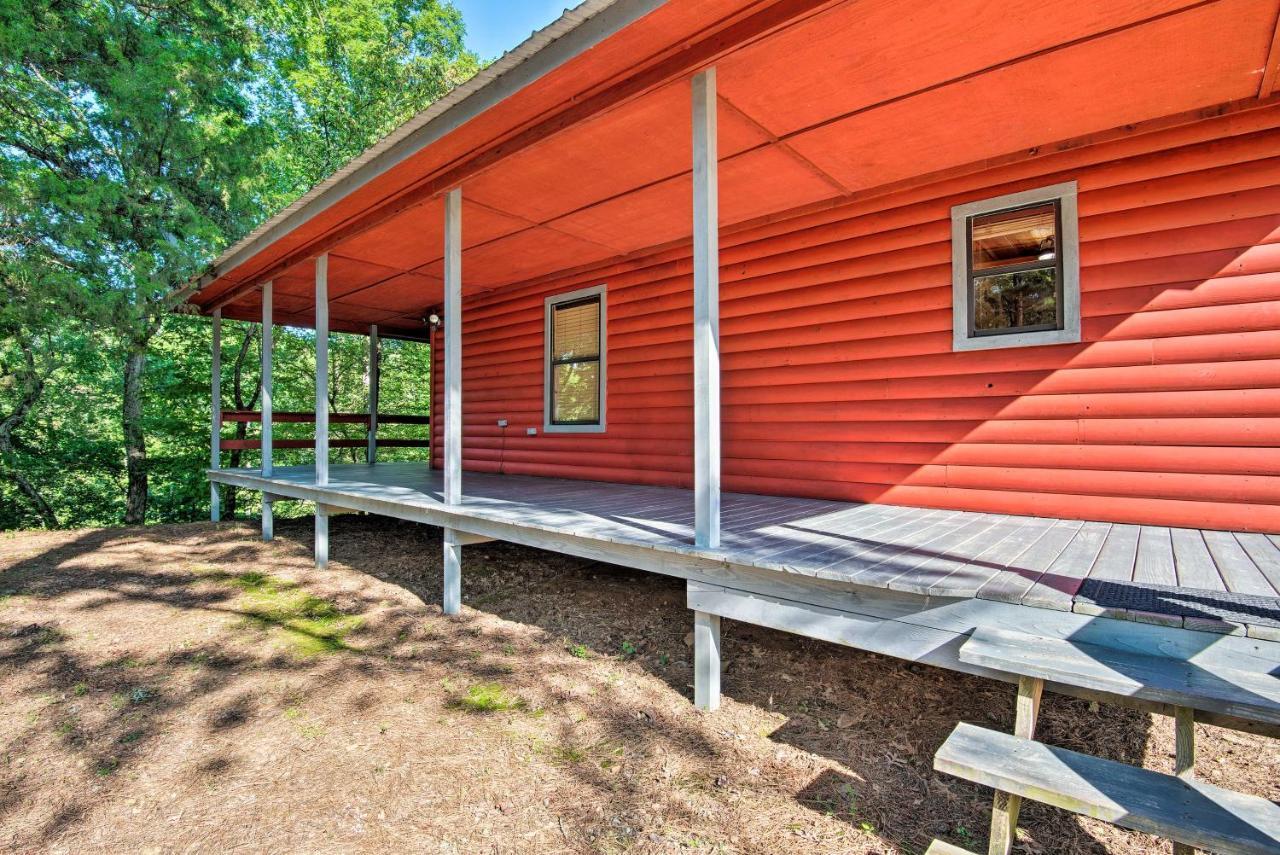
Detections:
[0, 0, 470, 529]
[451, 682, 523, 713]
[226, 570, 363, 656]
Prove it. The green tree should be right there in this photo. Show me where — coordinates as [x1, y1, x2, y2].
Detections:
[1, 0, 269, 523]
[254, 0, 478, 200]
[0, 0, 470, 527]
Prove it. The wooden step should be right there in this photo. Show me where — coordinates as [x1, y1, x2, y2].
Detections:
[935, 723, 1280, 855]
[959, 626, 1280, 725]
[925, 840, 979, 855]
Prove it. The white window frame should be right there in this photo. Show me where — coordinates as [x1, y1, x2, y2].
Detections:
[544, 284, 607, 433]
[951, 181, 1080, 351]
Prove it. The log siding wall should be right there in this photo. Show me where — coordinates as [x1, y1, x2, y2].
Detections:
[433, 105, 1280, 532]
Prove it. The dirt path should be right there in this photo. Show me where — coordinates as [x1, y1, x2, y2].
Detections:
[1, 516, 1276, 853]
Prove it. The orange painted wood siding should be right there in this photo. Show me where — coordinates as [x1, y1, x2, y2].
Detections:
[434, 105, 1280, 532]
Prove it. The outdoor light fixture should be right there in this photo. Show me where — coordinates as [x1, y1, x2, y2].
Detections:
[427, 312, 441, 327]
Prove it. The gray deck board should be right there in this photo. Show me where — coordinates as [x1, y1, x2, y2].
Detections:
[211, 463, 1280, 630]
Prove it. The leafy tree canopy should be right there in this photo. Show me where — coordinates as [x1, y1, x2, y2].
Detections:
[0, 0, 474, 528]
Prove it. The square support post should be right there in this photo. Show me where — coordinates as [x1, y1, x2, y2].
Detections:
[367, 324, 379, 464]
[210, 308, 222, 522]
[692, 68, 720, 549]
[988, 675, 1043, 855]
[1172, 706, 1196, 855]
[442, 527, 462, 615]
[315, 255, 329, 487]
[443, 188, 462, 506]
[693, 610, 721, 711]
[315, 503, 329, 569]
[262, 496, 273, 542]
[261, 281, 273, 479]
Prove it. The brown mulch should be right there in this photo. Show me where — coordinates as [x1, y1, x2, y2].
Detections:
[0, 514, 1276, 854]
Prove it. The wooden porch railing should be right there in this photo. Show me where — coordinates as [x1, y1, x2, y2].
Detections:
[218, 411, 431, 451]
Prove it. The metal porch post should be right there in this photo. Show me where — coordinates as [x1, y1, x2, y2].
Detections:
[367, 324, 380, 465]
[442, 187, 463, 614]
[210, 308, 222, 522]
[692, 67, 720, 550]
[315, 254, 329, 568]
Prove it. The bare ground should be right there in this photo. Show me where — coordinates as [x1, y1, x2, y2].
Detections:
[0, 514, 1276, 854]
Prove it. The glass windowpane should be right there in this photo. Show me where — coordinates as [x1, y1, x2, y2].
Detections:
[552, 299, 600, 361]
[553, 361, 599, 423]
[971, 202, 1057, 271]
[973, 268, 1058, 333]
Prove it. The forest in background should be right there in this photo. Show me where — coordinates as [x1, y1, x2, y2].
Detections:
[1, 0, 477, 529]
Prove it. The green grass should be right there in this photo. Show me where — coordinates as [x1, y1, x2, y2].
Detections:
[450, 682, 523, 713]
[225, 571, 361, 656]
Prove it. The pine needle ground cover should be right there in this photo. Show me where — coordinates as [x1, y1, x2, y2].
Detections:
[1, 516, 1276, 853]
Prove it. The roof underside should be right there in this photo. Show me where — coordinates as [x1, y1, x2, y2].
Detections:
[189, 0, 1280, 340]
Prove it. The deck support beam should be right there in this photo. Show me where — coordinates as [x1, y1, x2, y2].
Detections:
[442, 527, 463, 615]
[443, 188, 462, 506]
[691, 68, 720, 549]
[261, 281, 273, 478]
[262, 496, 274, 542]
[988, 675, 1043, 855]
[315, 503, 329, 568]
[693, 610, 721, 711]
[210, 308, 222, 522]
[367, 324, 379, 464]
[1172, 705, 1196, 855]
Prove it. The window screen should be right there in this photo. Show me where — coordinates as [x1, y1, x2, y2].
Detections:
[548, 293, 602, 426]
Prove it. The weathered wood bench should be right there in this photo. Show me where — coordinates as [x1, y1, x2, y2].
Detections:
[934, 724, 1280, 855]
[927, 626, 1280, 855]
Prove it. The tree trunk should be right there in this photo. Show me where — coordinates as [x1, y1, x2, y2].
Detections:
[0, 343, 59, 528]
[122, 346, 148, 525]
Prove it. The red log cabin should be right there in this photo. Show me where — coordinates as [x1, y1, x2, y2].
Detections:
[189, 0, 1280, 783]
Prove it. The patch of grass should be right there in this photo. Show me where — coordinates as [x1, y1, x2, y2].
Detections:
[298, 723, 324, 739]
[566, 641, 590, 659]
[552, 744, 585, 763]
[95, 758, 119, 777]
[619, 640, 637, 657]
[451, 682, 523, 713]
[72, 682, 89, 697]
[118, 729, 145, 744]
[953, 824, 977, 849]
[225, 572, 361, 656]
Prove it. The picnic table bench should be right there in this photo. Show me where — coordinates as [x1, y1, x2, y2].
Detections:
[928, 626, 1280, 855]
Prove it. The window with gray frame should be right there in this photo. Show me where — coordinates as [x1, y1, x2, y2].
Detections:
[951, 181, 1080, 351]
[545, 285, 606, 432]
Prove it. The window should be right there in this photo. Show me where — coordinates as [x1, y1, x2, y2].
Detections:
[951, 181, 1080, 351]
[545, 285, 606, 432]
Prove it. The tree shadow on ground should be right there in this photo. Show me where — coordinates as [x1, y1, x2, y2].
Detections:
[319, 514, 1154, 855]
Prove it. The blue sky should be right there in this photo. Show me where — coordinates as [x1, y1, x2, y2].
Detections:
[453, 0, 574, 60]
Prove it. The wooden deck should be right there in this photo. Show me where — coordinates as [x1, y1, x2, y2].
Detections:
[210, 463, 1280, 637]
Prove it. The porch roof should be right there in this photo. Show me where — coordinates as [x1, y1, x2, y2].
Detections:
[186, 0, 1280, 340]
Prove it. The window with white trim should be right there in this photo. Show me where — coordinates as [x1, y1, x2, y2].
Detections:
[951, 181, 1080, 351]
[545, 285, 606, 432]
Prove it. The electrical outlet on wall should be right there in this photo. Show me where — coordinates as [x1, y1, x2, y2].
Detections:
[526, 427, 537, 436]
[497, 419, 508, 428]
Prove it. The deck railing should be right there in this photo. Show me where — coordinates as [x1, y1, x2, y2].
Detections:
[218, 410, 431, 450]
